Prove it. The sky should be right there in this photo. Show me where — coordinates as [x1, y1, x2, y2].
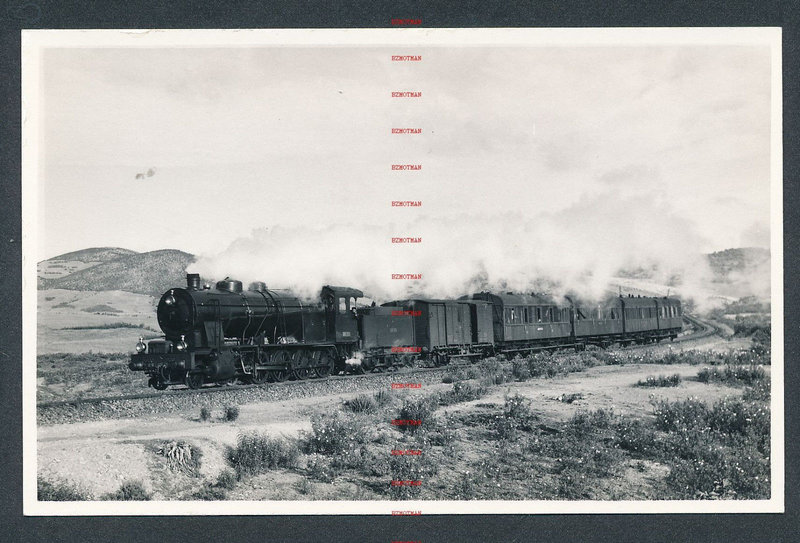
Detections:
[33, 39, 774, 298]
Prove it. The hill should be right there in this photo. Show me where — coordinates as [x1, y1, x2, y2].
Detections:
[706, 247, 770, 277]
[43, 247, 138, 263]
[39, 249, 195, 296]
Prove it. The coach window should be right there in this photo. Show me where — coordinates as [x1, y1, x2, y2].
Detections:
[339, 297, 348, 313]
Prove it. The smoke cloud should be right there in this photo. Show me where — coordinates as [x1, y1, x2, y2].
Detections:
[190, 191, 768, 310]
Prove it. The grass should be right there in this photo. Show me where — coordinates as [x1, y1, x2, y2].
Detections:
[37, 476, 91, 501]
[344, 394, 378, 413]
[697, 365, 767, 386]
[227, 432, 301, 478]
[37, 352, 146, 402]
[156, 441, 203, 476]
[223, 405, 240, 422]
[100, 480, 152, 501]
[635, 374, 682, 387]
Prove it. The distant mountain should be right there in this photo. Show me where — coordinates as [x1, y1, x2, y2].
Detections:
[39, 249, 195, 296]
[44, 247, 138, 264]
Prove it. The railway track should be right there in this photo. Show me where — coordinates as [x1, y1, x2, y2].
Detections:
[37, 314, 719, 412]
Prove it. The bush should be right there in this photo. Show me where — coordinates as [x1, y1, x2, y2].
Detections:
[495, 394, 536, 440]
[192, 483, 227, 501]
[344, 394, 377, 413]
[37, 476, 91, 501]
[374, 389, 392, 407]
[156, 441, 203, 475]
[388, 452, 438, 500]
[512, 359, 531, 381]
[227, 432, 300, 477]
[396, 397, 437, 435]
[215, 469, 238, 489]
[294, 478, 314, 495]
[438, 382, 487, 406]
[697, 365, 767, 386]
[636, 374, 682, 387]
[103, 480, 151, 501]
[306, 453, 339, 483]
[305, 412, 370, 454]
[199, 407, 211, 421]
[223, 405, 240, 422]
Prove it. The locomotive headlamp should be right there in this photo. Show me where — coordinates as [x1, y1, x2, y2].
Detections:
[135, 336, 147, 354]
[176, 334, 188, 352]
[164, 289, 176, 306]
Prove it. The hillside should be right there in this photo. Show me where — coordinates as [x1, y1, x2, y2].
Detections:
[706, 247, 770, 277]
[44, 247, 138, 263]
[39, 249, 195, 296]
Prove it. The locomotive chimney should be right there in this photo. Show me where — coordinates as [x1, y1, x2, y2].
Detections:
[187, 273, 201, 290]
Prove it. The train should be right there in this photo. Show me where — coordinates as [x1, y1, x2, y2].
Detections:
[128, 273, 683, 390]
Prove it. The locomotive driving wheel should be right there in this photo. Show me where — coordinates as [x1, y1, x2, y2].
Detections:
[250, 351, 270, 384]
[313, 350, 335, 378]
[268, 350, 290, 382]
[291, 349, 312, 380]
[185, 371, 204, 389]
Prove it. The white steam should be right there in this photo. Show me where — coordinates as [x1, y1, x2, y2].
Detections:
[190, 192, 767, 310]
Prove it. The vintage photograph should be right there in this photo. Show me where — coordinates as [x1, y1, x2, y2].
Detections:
[22, 28, 782, 515]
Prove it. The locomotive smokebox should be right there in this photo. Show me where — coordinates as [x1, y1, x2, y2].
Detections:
[186, 273, 201, 290]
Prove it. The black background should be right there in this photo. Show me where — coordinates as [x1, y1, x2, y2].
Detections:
[1, 1, 797, 541]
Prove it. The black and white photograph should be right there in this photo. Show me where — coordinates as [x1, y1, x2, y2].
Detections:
[22, 28, 782, 515]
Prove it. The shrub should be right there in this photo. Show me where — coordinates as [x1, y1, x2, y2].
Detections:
[191, 483, 227, 501]
[495, 394, 536, 440]
[512, 359, 531, 381]
[438, 382, 488, 406]
[344, 394, 377, 413]
[223, 405, 240, 422]
[306, 453, 338, 483]
[199, 407, 211, 421]
[558, 393, 583, 403]
[441, 373, 455, 384]
[452, 470, 482, 500]
[636, 374, 682, 387]
[294, 478, 314, 495]
[103, 480, 151, 501]
[156, 441, 203, 475]
[227, 432, 300, 477]
[374, 389, 392, 407]
[396, 396, 437, 435]
[388, 452, 437, 500]
[305, 412, 369, 454]
[37, 476, 91, 501]
[697, 365, 766, 386]
[215, 469, 238, 489]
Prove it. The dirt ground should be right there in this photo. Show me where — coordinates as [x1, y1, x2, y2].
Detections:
[36, 336, 762, 500]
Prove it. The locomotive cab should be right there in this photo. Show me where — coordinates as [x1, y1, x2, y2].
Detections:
[321, 285, 363, 343]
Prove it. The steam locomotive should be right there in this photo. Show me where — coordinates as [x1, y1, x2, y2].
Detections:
[129, 273, 683, 390]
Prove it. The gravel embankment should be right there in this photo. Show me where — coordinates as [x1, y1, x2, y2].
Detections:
[37, 369, 450, 426]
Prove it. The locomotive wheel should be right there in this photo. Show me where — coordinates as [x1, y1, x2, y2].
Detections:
[314, 351, 334, 378]
[150, 376, 168, 391]
[251, 370, 269, 385]
[269, 369, 289, 382]
[185, 371, 204, 389]
[293, 368, 311, 380]
[292, 349, 312, 380]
